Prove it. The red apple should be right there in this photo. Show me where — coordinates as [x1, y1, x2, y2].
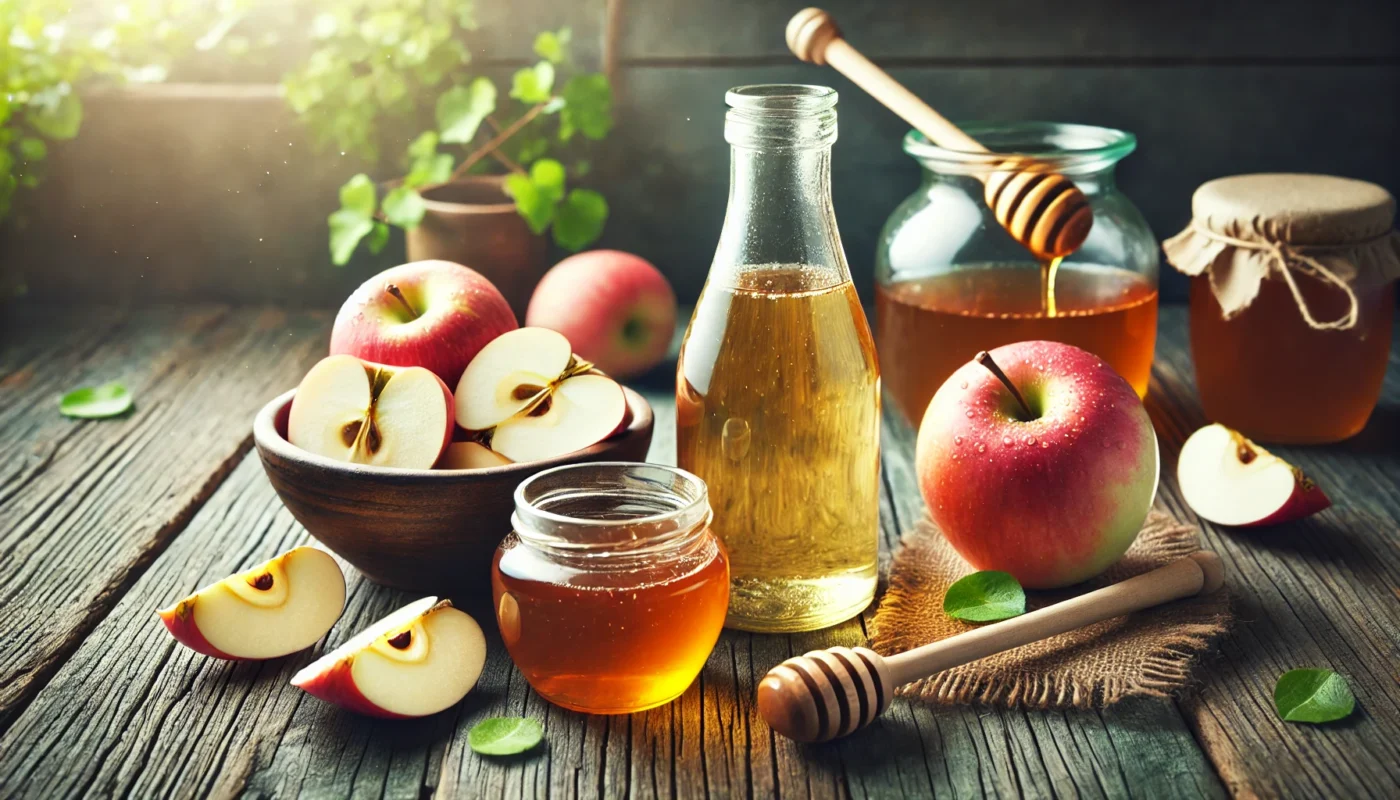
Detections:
[157, 547, 346, 660]
[916, 341, 1159, 589]
[291, 597, 487, 718]
[1177, 423, 1330, 526]
[289, 355, 454, 469]
[525, 250, 676, 379]
[330, 260, 518, 388]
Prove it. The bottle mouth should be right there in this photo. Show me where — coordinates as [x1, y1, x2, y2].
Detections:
[512, 462, 712, 558]
[726, 84, 838, 149]
[904, 121, 1136, 176]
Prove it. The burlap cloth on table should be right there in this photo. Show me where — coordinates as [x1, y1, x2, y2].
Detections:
[870, 511, 1232, 709]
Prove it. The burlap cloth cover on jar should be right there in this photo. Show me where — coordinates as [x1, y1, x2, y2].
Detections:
[870, 512, 1232, 709]
[1162, 173, 1400, 328]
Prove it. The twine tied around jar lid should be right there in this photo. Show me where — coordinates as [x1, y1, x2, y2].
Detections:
[1163, 173, 1400, 331]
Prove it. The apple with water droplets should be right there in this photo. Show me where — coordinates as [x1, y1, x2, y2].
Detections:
[915, 340, 1159, 588]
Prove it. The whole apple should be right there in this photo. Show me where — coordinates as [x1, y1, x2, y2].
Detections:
[330, 260, 517, 388]
[525, 250, 676, 379]
[915, 340, 1158, 588]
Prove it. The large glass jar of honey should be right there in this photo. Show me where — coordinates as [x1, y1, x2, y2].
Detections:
[1165, 174, 1399, 443]
[875, 122, 1159, 425]
[492, 462, 728, 714]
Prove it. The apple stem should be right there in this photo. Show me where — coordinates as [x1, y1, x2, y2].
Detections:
[385, 283, 419, 320]
[975, 351, 1034, 420]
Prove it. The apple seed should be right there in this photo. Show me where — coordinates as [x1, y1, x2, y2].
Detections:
[250, 573, 274, 591]
[387, 630, 412, 649]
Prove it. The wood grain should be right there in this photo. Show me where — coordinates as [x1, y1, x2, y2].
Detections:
[0, 305, 328, 731]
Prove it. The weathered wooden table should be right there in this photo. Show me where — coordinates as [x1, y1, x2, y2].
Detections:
[1, 305, 1397, 799]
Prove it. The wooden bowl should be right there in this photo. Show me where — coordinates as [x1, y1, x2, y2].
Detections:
[253, 387, 654, 594]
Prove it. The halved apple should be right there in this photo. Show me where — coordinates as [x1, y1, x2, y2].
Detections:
[289, 355, 453, 469]
[1177, 423, 1331, 526]
[439, 441, 514, 470]
[455, 327, 574, 431]
[490, 374, 627, 462]
[291, 597, 487, 719]
[157, 547, 346, 660]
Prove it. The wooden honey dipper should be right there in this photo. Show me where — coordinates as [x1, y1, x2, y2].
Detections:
[786, 8, 1093, 260]
[758, 551, 1224, 743]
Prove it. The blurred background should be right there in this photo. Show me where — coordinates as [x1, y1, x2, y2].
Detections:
[1, 0, 1397, 308]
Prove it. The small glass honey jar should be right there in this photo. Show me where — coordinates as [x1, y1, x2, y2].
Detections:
[1165, 174, 1399, 443]
[492, 462, 729, 714]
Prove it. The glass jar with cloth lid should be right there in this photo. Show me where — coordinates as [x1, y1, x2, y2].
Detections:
[1164, 173, 1400, 443]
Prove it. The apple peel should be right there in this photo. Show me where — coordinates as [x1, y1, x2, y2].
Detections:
[1177, 423, 1330, 527]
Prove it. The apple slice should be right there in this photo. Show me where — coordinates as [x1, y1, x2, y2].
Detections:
[289, 355, 453, 469]
[439, 441, 514, 470]
[1177, 423, 1331, 527]
[291, 597, 487, 719]
[455, 327, 574, 431]
[490, 374, 627, 462]
[157, 547, 346, 660]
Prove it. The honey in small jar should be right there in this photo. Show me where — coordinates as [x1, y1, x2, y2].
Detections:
[492, 462, 728, 714]
[1166, 174, 1399, 443]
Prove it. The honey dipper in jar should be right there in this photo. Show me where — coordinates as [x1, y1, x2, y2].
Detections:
[786, 8, 1093, 260]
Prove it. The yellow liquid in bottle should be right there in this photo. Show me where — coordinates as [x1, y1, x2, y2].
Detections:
[677, 265, 881, 632]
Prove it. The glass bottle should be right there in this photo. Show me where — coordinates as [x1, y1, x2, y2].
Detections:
[875, 123, 1159, 426]
[676, 85, 880, 633]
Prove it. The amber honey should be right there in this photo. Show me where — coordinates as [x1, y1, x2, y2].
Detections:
[876, 263, 1159, 424]
[677, 265, 881, 632]
[1190, 274, 1394, 443]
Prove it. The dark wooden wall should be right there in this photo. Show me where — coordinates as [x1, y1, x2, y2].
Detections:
[4, 0, 1398, 307]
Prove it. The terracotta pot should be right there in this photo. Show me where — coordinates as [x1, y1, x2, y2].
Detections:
[405, 176, 548, 320]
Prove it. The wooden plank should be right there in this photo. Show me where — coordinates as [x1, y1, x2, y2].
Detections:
[604, 64, 1400, 306]
[0, 304, 328, 730]
[618, 0, 1400, 61]
[1147, 306, 1400, 799]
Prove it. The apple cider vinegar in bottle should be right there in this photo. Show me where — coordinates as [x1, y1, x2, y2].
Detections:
[677, 85, 880, 632]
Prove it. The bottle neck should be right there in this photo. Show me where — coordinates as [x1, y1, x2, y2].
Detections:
[713, 143, 849, 281]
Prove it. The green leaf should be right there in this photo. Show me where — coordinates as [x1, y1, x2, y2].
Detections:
[552, 189, 608, 251]
[504, 173, 553, 235]
[407, 131, 438, 161]
[943, 571, 1026, 623]
[382, 186, 426, 228]
[405, 153, 453, 189]
[60, 382, 133, 419]
[339, 174, 376, 218]
[513, 136, 549, 164]
[329, 208, 374, 266]
[1274, 669, 1355, 724]
[29, 92, 83, 140]
[530, 159, 566, 204]
[469, 717, 543, 756]
[533, 28, 571, 64]
[436, 78, 496, 144]
[366, 221, 390, 255]
[510, 62, 555, 104]
[19, 138, 46, 162]
[558, 74, 612, 141]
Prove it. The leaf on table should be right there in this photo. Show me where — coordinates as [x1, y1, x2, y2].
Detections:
[436, 77, 497, 144]
[60, 382, 133, 419]
[943, 570, 1026, 623]
[551, 189, 608, 251]
[1274, 668, 1355, 723]
[469, 717, 543, 756]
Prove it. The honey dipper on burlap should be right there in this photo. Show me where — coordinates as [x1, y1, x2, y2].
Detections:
[758, 512, 1232, 743]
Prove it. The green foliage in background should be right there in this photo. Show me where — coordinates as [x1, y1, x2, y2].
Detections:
[279, 5, 613, 265]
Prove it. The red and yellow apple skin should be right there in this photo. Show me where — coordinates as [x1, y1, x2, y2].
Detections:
[156, 547, 347, 660]
[916, 341, 1159, 589]
[330, 260, 518, 388]
[1248, 476, 1330, 526]
[1176, 423, 1330, 527]
[525, 250, 677, 379]
[289, 657, 413, 720]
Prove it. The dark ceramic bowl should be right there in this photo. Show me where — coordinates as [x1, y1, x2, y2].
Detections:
[253, 387, 654, 594]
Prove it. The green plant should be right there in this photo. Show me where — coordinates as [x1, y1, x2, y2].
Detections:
[280, 4, 613, 265]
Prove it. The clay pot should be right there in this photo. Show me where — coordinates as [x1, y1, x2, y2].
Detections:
[405, 176, 548, 319]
